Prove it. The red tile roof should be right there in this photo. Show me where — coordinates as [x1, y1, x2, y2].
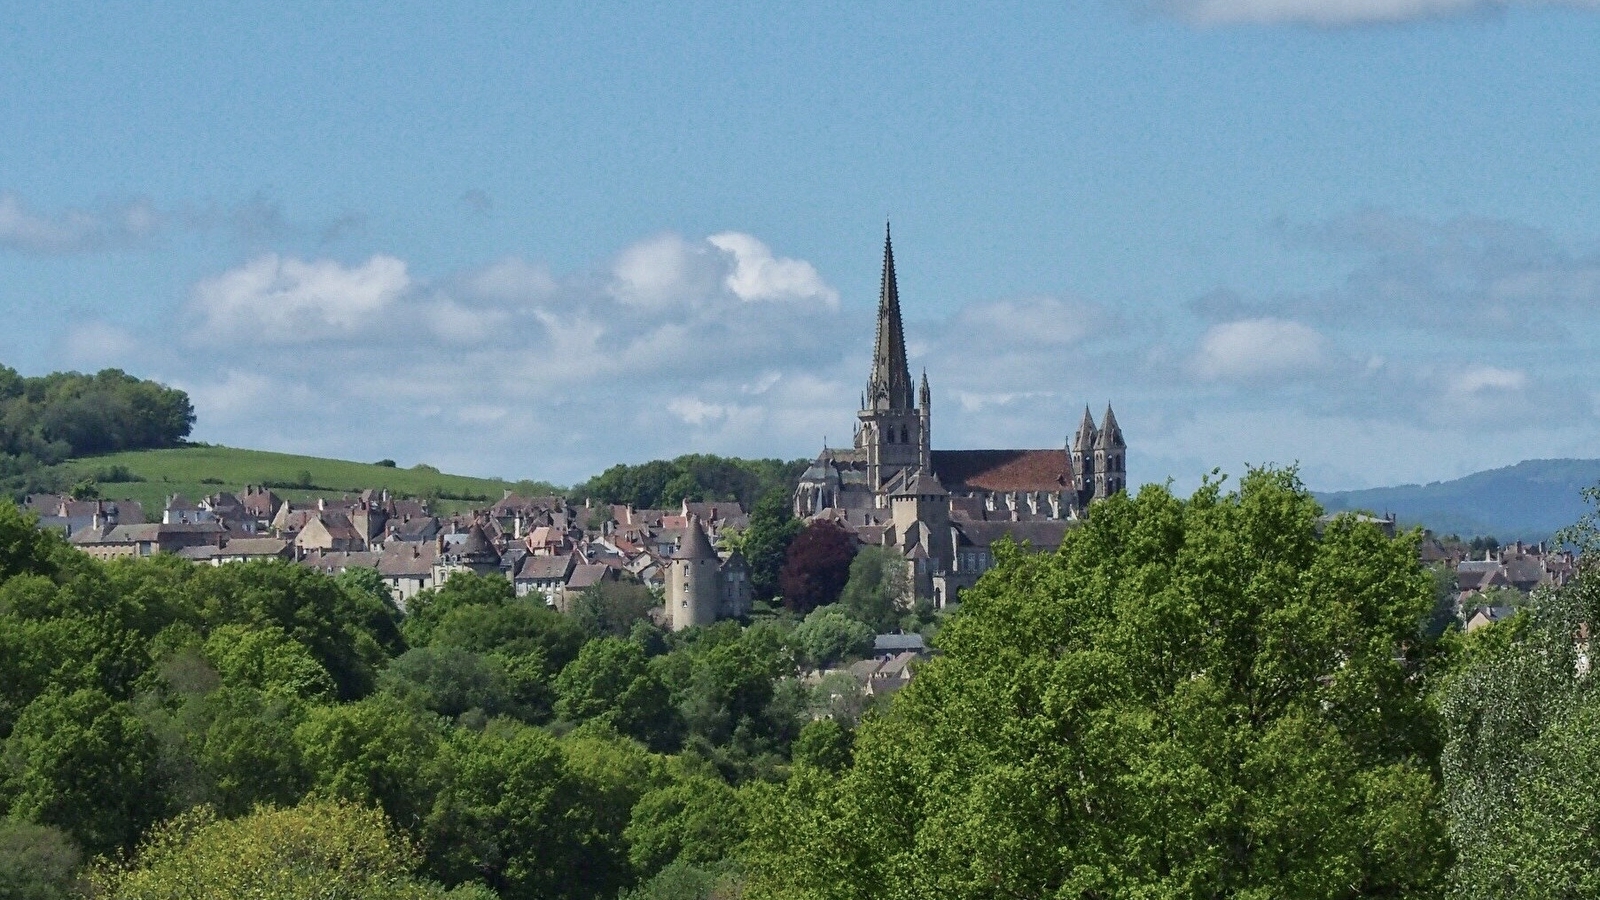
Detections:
[931, 450, 1073, 493]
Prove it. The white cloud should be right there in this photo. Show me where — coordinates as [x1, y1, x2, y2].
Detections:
[179, 371, 302, 422]
[609, 233, 722, 308]
[667, 396, 731, 426]
[61, 321, 139, 368]
[708, 232, 840, 306]
[1192, 318, 1327, 381]
[0, 193, 162, 254]
[188, 253, 411, 342]
[1165, 0, 1600, 25]
[468, 256, 557, 302]
[1449, 365, 1528, 395]
[1432, 364, 1535, 423]
[66, 219, 1600, 493]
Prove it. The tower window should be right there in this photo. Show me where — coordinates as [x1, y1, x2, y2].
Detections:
[900, 425, 909, 444]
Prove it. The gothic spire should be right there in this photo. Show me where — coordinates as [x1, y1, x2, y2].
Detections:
[868, 222, 914, 410]
[1095, 404, 1125, 450]
[1073, 405, 1098, 452]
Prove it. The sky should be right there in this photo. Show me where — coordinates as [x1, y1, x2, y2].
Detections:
[4, 0, 1600, 492]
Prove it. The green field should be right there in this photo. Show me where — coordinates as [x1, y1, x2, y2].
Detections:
[51, 446, 562, 520]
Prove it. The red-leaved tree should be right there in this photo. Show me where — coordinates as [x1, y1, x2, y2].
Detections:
[778, 520, 858, 614]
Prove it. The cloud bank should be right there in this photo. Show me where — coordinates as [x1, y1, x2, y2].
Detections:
[56, 214, 1600, 492]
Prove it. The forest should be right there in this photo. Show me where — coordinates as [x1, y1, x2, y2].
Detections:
[2, 469, 1598, 899]
[0, 366, 194, 498]
[571, 455, 809, 512]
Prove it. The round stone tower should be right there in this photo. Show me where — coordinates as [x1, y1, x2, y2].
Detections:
[669, 514, 720, 632]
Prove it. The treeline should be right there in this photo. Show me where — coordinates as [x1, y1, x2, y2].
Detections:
[572, 454, 808, 511]
[0, 366, 194, 496]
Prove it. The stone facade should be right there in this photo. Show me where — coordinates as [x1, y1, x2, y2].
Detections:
[666, 514, 753, 631]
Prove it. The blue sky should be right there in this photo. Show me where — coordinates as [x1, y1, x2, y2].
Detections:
[4, 1, 1600, 490]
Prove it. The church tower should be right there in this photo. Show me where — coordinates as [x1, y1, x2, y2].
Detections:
[1071, 405, 1098, 505]
[856, 224, 927, 499]
[1092, 405, 1127, 501]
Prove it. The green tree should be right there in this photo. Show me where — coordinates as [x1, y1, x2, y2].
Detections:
[402, 572, 516, 647]
[89, 800, 483, 900]
[420, 598, 586, 723]
[380, 646, 516, 722]
[569, 580, 659, 639]
[741, 489, 802, 602]
[791, 718, 854, 772]
[201, 623, 335, 698]
[624, 773, 745, 876]
[667, 625, 800, 777]
[837, 546, 911, 633]
[744, 470, 1449, 900]
[789, 606, 874, 670]
[296, 693, 444, 829]
[425, 721, 626, 900]
[1, 688, 164, 856]
[187, 560, 397, 700]
[0, 821, 80, 900]
[1440, 560, 1600, 898]
[193, 687, 310, 816]
[555, 638, 675, 748]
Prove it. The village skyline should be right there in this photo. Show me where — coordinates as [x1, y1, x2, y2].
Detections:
[6, 3, 1600, 494]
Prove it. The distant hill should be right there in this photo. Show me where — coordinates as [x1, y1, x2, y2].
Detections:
[47, 446, 558, 519]
[1314, 458, 1600, 541]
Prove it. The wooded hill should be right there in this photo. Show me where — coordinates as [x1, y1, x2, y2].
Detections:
[1315, 457, 1600, 541]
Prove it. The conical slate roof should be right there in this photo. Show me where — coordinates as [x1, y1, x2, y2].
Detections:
[451, 522, 501, 565]
[672, 515, 717, 560]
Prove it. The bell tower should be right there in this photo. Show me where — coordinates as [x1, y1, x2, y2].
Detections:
[856, 224, 926, 499]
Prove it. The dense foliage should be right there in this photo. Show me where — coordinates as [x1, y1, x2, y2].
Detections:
[573, 455, 807, 511]
[745, 470, 1450, 899]
[0, 498, 879, 899]
[8, 465, 1600, 900]
[1440, 532, 1600, 897]
[778, 520, 856, 614]
[89, 800, 487, 900]
[0, 367, 193, 497]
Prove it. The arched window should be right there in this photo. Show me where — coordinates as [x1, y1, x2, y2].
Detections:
[900, 425, 909, 444]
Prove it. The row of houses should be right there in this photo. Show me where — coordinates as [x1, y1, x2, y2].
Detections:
[32, 489, 755, 613]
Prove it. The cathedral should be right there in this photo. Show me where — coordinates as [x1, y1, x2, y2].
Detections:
[792, 226, 1127, 605]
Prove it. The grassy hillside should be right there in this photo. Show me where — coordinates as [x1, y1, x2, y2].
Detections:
[50, 446, 560, 519]
[1315, 458, 1600, 541]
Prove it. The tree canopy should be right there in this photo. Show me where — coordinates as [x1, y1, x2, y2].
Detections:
[744, 469, 1449, 900]
[778, 520, 856, 614]
[572, 455, 807, 511]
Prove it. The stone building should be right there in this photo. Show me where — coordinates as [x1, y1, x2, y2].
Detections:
[666, 514, 753, 631]
[793, 226, 1128, 605]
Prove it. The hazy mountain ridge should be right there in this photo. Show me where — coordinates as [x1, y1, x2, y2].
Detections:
[1314, 458, 1600, 541]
